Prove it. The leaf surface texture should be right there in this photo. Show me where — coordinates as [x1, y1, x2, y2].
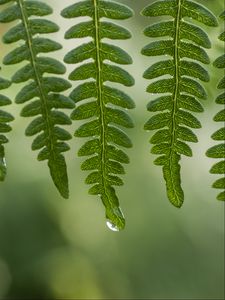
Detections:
[0, 0, 74, 198]
[62, 0, 135, 229]
[206, 11, 225, 201]
[142, 0, 217, 207]
[0, 76, 14, 181]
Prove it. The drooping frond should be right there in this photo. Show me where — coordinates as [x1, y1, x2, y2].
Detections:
[62, 0, 135, 230]
[0, 75, 14, 181]
[206, 11, 225, 201]
[0, 0, 74, 198]
[141, 0, 218, 207]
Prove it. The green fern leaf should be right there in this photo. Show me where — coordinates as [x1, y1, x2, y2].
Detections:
[206, 11, 225, 201]
[0, 0, 74, 198]
[0, 76, 14, 181]
[62, 0, 135, 230]
[142, 0, 218, 207]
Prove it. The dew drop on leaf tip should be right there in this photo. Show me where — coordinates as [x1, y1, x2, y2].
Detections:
[105, 206, 125, 232]
[1, 157, 6, 167]
[106, 219, 121, 232]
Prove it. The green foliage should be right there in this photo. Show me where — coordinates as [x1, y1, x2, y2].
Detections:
[206, 11, 225, 201]
[0, 0, 223, 230]
[62, 0, 135, 230]
[141, 0, 218, 207]
[0, 76, 14, 181]
[0, 0, 74, 198]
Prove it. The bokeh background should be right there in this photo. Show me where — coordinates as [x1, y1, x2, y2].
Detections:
[0, 0, 224, 299]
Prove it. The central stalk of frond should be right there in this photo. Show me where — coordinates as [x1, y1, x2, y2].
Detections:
[93, 0, 108, 202]
[163, 0, 184, 207]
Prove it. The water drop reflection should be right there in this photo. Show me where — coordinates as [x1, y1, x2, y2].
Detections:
[106, 219, 120, 232]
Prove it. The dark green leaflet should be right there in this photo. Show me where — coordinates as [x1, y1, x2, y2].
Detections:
[0, 0, 74, 198]
[0, 76, 14, 181]
[62, 0, 135, 230]
[206, 11, 225, 201]
[142, 0, 218, 207]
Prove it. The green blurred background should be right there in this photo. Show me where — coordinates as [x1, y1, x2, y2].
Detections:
[0, 0, 224, 299]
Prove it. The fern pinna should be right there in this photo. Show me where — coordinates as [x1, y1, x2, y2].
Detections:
[0, 0, 74, 198]
[141, 0, 218, 207]
[206, 11, 225, 201]
[62, 0, 135, 230]
[0, 76, 14, 181]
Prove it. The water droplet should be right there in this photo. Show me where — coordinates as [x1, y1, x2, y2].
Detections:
[0, 157, 6, 167]
[105, 206, 125, 232]
[0, 158, 7, 181]
[106, 219, 120, 232]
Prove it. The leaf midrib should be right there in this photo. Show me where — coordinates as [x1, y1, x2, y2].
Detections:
[93, 0, 111, 205]
[168, 0, 183, 204]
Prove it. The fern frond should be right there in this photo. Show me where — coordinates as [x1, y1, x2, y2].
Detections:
[0, 75, 14, 181]
[206, 11, 225, 201]
[62, 0, 135, 230]
[141, 0, 218, 207]
[0, 0, 74, 198]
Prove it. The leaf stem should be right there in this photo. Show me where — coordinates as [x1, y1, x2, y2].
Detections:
[166, 0, 184, 206]
[93, 0, 110, 203]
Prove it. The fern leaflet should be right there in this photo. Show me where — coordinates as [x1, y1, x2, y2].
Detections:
[0, 75, 14, 181]
[206, 11, 225, 201]
[0, 0, 74, 198]
[141, 0, 218, 207]
[62, 0, 135, 230]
